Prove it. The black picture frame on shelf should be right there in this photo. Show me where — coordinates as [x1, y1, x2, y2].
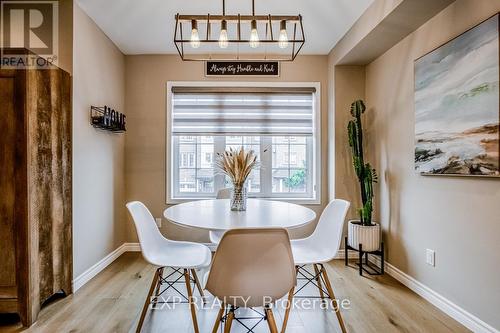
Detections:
[90, 106, 126, 133]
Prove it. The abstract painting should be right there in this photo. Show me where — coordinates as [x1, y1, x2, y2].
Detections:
[415, 14, 500, 176]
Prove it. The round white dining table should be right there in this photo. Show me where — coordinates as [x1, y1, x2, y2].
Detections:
[163, 199, 316, 232]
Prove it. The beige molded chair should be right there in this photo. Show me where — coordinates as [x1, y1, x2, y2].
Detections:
[206, 228, 296, 333]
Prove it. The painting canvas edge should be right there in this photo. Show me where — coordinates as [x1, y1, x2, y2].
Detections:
[414, 13, 500, 177]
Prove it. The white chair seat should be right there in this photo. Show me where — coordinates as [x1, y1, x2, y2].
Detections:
[145, 239, 212, 269]
[291, 238, 334, 265]
[290, 199, 350, 266]
[208, 188, 232, 250]
[209, 230, 224, 244]
[288, 199, 351, 333]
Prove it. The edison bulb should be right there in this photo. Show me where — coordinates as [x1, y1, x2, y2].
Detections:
[278, 20, 288, 49]
[219, 30, 228, 48]
[249, 20, 259, 48]
[190, 20, 200, 49]
[219, 20, 228, 48]
[278, 29, 288, 48]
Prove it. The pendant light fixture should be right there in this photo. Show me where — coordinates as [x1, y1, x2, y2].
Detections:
[174, 0, 305, 61]
[249, 19, 260, 48]
[190, 20, 200, 48]
[219, 20, 229, 48]
[218, 0, 229, 48]
[278, 20, 288, 49]
[249, 0, 259, 48]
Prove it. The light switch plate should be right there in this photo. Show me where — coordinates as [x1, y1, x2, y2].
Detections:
[426, 249, 435, 266]
[155, 218, 162, 228]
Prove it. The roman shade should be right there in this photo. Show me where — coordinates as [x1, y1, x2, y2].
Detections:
[171, 87, 315, 136]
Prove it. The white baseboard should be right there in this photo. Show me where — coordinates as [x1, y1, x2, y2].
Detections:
[122, 242, 141, 252]
[368, 255, 499, 333]
[73, 243, 126, 291]
[335, 249, 363, 260]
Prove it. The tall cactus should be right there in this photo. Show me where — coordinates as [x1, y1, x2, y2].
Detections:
[348, 100, 378, 226]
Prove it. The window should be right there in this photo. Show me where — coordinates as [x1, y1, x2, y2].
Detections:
[177, 136, 214, 194]
[272, 136, 308, 193]
[167, 83, 320, 203]
[205, 152, 212, 164]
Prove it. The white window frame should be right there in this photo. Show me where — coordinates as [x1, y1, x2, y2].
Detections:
[166, 81, 321, 205]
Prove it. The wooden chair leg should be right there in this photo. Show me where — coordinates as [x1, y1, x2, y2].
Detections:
[224, 307, 234, 333]
[153, 267, 164, 302]
[313, 264, 325, 301]
[265, 306, 278, 333]
[191, 268, 205, 298]
[281, 287, 295, 333]
[212, 305, 225, 333]
[136, 268, 161, 333]
[184, 269, 200, 333]
[321, 265, 347, 333]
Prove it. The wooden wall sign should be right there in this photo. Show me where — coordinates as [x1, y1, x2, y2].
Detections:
[206, 61, 280, 77]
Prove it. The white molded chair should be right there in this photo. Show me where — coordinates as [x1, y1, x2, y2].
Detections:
[290, 199, 350, 333]
[216, 187, 232, 199]
[208, 188, 232, 245]
[126, 201, 211, 333]
[206, 228, 296, 333]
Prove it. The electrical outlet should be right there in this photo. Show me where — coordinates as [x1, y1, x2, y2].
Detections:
[155, 218, 162, 228]
[426, 249, 435, 267]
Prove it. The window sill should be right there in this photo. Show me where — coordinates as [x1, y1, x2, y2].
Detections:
[166, 197, 321, 206]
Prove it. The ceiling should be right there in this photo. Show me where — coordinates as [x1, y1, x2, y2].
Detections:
[77, 0, 374, 55]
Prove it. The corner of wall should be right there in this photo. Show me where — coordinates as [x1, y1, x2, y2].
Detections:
[72, 2, 127, 279]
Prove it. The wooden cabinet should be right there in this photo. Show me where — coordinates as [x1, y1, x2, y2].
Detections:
[0, 50, 72, 326]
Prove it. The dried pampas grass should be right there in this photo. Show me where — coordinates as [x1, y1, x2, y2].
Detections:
[216, 147, 257, 188]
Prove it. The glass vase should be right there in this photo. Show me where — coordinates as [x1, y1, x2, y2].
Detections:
[230, 185, 247, 211]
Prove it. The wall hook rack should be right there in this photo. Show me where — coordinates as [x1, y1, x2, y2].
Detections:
[90, 106, 126, 133]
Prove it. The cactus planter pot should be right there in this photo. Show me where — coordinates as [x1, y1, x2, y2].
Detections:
[347, 220, 381, 252]
[345, 99, 384, 275]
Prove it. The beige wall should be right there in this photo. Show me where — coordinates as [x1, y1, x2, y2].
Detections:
[72, 3, 126, 277]
[333, 66, 366, 221]
[124, 55, 329, 242]
[364, 0, 500, 329]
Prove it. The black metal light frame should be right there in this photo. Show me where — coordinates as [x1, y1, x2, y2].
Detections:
[173, 0, 305, 61]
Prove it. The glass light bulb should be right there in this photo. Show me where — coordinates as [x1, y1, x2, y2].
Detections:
[278, 29, 288, 49]
[219, 29, 228, 48]
[190, 28, 200, 48]
[249, 28, 260, 48]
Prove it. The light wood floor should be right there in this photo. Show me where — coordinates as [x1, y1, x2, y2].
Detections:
[0, 252, 469, 333]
